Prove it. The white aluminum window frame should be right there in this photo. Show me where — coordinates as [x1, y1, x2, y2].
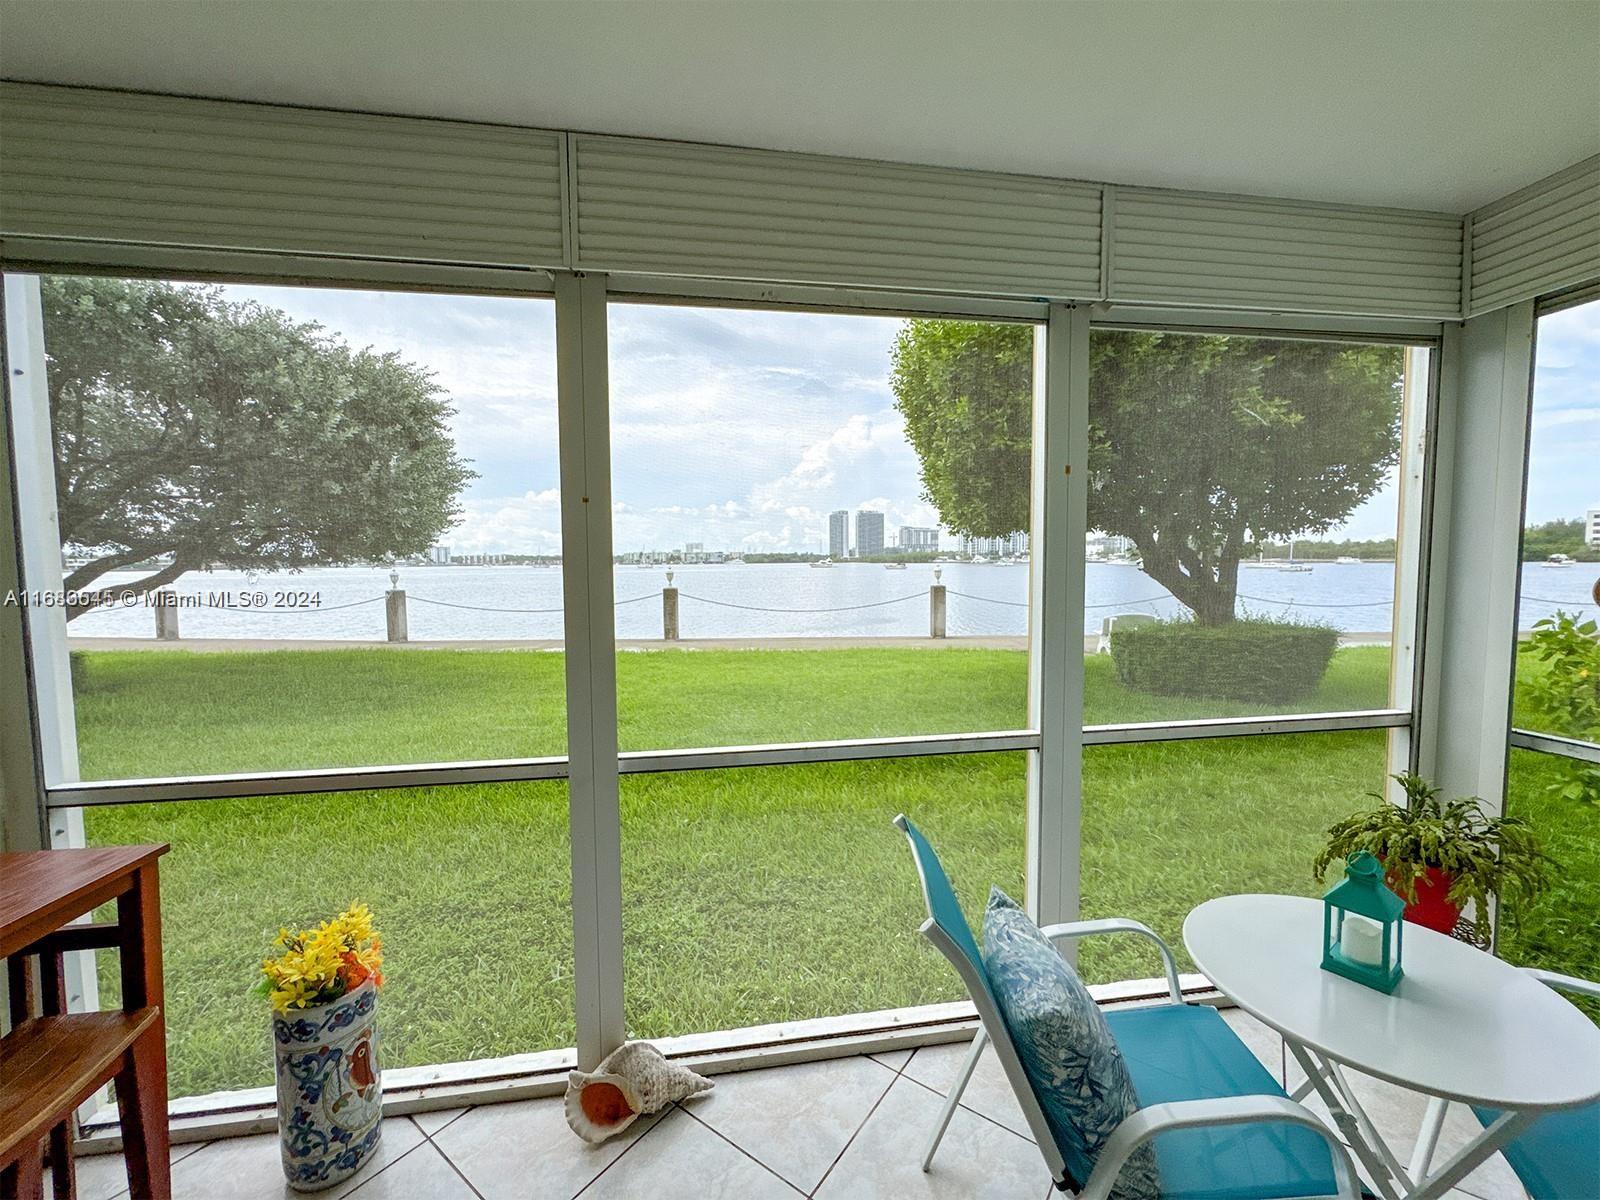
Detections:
[1, 254, 1444, 1138]
[1504, 287, 1600, 777]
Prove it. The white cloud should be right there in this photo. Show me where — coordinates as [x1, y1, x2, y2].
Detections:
[448, 489, 562, 555]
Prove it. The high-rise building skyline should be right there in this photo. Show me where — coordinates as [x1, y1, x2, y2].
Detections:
[829, 510, 849, 559]
[855, 510, 885, 556]
[959, 531, 1029, 558]
[897, 526, 939, 551]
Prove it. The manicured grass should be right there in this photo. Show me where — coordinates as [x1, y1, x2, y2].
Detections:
[1499, 749, 1600, 1020]
[70, 642, 1393, 778]
[74, 643, 1594, 1097]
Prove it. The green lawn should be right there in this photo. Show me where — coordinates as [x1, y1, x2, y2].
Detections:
[73, 643, 1594, 1097]
[70, 641, 1393, 777]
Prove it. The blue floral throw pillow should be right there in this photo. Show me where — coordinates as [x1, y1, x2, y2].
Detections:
[981, 888, 1160, 1200]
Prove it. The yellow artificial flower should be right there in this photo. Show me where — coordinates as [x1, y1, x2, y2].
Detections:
[260, 902, 385, 1013]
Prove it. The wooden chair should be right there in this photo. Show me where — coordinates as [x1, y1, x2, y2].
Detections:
[1, 848, 171, 1200]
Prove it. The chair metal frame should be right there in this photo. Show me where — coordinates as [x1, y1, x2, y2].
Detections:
[894, 814, 1360, 1200]
[1407, 967, 1600, 1188]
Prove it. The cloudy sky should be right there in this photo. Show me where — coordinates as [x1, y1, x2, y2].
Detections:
[1526, 299, 1600, 528]
[221, 283, 1598, 555]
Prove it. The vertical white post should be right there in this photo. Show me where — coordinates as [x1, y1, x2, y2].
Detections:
[1387, 345, 1435, 793]
[555, 272, 625, 1068]
[0, 284, 48, 857]
[1414, 305, 1535, 813]
[1027, 305, 1089, 930]
[4, 276, 79, 789]
[4, 276, 99, 1032]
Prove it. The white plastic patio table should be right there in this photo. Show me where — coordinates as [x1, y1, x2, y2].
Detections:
[1184, 894, 1600, 1200]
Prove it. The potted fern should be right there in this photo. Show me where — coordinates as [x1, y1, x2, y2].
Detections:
[1313, 773, 1551, 942]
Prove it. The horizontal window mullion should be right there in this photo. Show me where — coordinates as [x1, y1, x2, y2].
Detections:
[1508, 728, 1600, 765]
[1085, 709, 1411, 746]
[50, 712, 1422, 804]
[617, 730, 1042, 774]
[44, 756, 573, 809]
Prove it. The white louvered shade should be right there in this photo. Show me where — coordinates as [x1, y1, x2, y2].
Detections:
[571, 135, 1102, 298]
[1107, 189, 1464, 318]
[1468, 156, 1600, 316]
[0, 84, 566, 268]
[5, 82, 1598, 317]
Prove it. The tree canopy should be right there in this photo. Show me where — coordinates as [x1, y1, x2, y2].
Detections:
[1521, 519, 1598, 563]
[42, 277, 474, 618]
[891, 321, 1404, 625]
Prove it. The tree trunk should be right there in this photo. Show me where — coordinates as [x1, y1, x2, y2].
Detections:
[65, 555, 192, 621]
[1131, 541, 1241, 627]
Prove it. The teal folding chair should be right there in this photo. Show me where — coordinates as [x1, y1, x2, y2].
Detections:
[895, 814, 1359, 1200]
[1458, 970, 1599, 1200]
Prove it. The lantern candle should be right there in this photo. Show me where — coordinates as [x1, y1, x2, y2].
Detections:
[1321, 850, 1405, 993]
[1340, 913, 1384, 966]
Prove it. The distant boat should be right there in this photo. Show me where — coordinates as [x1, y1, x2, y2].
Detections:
[1244, 551, 1277, 570]
[884, 561, 907, 570]
[1278, 539, 1313, 572]
[971, 554, 990, 564]
[1542, 553, 1577, 568]
[1335, 556, 1362, 564]
[810, 558, 836, 568]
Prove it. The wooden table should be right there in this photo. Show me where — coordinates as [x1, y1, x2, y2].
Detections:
[1, 845, 171, 1200]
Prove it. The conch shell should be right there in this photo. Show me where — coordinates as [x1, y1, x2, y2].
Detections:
[564, 1041, 714, 1143]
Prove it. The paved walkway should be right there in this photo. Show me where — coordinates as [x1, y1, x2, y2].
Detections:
[68, 634, 1392, 653]
[66, 636, 1032, 653]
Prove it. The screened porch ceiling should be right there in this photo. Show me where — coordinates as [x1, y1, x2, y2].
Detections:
[2, 0, 1596, 212]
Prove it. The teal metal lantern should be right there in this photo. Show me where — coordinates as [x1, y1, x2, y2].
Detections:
[1321, 851, 1405, 993]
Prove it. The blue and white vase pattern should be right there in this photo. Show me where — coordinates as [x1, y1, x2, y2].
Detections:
[273, 980, 382, 1192]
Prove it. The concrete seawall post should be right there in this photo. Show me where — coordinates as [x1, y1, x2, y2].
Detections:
[154, 590, 180, 641]
[385, 569, 408, 642]
[663, 570, 679, 640]
[930, 574, 947, 639]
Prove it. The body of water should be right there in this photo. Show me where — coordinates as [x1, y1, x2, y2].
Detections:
[58, 559, 1600, 642]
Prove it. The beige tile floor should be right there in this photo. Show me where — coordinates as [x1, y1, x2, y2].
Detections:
[59, 1011, 1527, 1200]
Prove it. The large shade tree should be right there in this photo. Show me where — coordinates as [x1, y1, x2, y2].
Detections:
[891, 322, 1403, 625]
[41, 277, 473, 619]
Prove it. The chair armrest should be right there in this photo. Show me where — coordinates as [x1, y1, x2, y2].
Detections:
[1038, 918, 1183, 1003]
[1077, 1095, 1360, 1200]
[1523, 966, 1600, 1000]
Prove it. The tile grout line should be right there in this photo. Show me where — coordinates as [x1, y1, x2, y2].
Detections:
[341, 1121, 442, 1199]
[569, 1105, 673, 1199]
[807, 1055, 906, 1197]
[413, 1106, 473, 1140]
[894, 1066, 1037, 1145]
[429, 1134, 490, 1200]
[402, 1112, 491, 1200]
[676, 1104, 809, 1196]
[94, 1137, 214, 1200]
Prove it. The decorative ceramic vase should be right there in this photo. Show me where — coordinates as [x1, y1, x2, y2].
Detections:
[273, 980, 383, 1192]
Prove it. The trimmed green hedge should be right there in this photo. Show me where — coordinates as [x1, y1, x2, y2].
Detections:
[1110, 618, 1341, 704]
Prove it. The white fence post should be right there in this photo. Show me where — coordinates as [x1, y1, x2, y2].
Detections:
[662, 570, 679, 640]
[929, 572, 947, 638]
[385, 569, 408, 642]
[154, 590, 180, 640]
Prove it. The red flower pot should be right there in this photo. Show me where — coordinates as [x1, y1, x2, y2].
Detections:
[1392, 866, 1461, 933]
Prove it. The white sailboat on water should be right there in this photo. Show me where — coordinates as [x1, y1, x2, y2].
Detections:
[1278, 538, 1312, 572]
